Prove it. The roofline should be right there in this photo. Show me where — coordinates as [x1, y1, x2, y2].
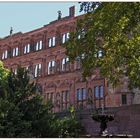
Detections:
[0, 13, 85, 42]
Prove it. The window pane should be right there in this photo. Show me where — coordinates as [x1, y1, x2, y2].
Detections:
[2, 52, 4, 59]
[98, 50, 103, 57]
[48, 62, 51, 74]
[40, 40, 42, 49]
[67, 32, 70, 40]
[78, 34, 81, 39]
[5, 50, 8, 58]
[35, 65, 38, 77]
[26, 66, 29, 70]
[66, 57, 69, 62]
[24, 46, 26, 54]
[62, 58, 65, 65]
[27, 44, 30, 53]
[39, 64, 41, 69]
[77, 89, 82, 101]
[14, 68, 17, 75]
[100, 86, 104, 98]
[36, 42, 39, 50]
[66, 91, 69, 102]
[49, 38, 52, 47]
[81, 53, 85, 59]
[122, 95, 127, 104]
[13, 48, 15, 56]
[16, 47, 18, 56]
[94, 86, 99, 98]
[53, 37, 55, 46]
[48, 62, 51, 68]
[82, 88, 87, 100]
[62, 34, 65, 44]
[52, 61, 55, 67]
[63, 92, 66, 102]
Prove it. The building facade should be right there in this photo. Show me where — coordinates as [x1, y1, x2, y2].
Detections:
[0, 6, 133, 112]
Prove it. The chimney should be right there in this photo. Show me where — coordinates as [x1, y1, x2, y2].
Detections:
[69, 6, 75, 17]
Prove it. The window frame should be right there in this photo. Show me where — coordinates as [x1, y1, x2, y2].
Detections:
[34, 63, 42, 78]
[12, 47, 19, 57]
[122, 94, 127, 105]
[48, 60, 56, 75]
[62, 32, 69, 44]
[48, 36, 56, 47]
[62, 57, 69, 71]
[2, 50, 8, 60]
[35, 40, 43, 51]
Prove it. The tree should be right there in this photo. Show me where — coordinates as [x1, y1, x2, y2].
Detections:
[0, 66, 58, 137]
[65, 2, 140, 89]
[0, 64, 83, 138]
[0, 61, 9, 98]
[56, 106, 83, 138]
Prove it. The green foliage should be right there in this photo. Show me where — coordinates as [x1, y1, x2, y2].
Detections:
[56, 107, 82, 138]
[0, 61, 9, 98]
[0, 61, 9, 82]
[0, 64, 82, 138]
[65, 2, 140, 89]
[0, 66, 55, 137]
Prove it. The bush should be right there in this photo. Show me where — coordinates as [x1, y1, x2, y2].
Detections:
[56, 107, 82, 138]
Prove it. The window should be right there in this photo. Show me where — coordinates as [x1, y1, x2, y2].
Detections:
[62, 32, 69, 44]
[94, 86, 99, 98]
[78, 28, 86, 39]
[81, 53, 85, 59]
[62, 57, 69, 71]
[24, 43, 30, 54]
[94, 85, 104, 98]
[48, 60, 55, 75]
[100, 85, 104, 98]
[122, 94, 127, 105]
[98, 50, 103, 58]
[49, 37, 56, 47]
[47, 92, 55, 111]
[26, 66, 29, 70]
[82, 88, 87, 100]
[77, 88, 87, 109]
[35, 40, 43, 51]
[34, 64, 42, 77]
[78, 34, 81, 39]
[77, 89, 82, 101]
[2, 50, 8, 60]
[13, 68, 17, 75]
[47, 93, 54, 102]
[61, 90, 69, 111]
[12, 47, 19, 57]
[23, 66, 29, 72]
[77, 88, 87, 101]
[75, 56, 81, 70]
[16, 47, 18, 56]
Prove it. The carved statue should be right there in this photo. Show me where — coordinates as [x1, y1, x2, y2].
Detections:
[10, 27, 13, 36]
[57, 10, 62, 20]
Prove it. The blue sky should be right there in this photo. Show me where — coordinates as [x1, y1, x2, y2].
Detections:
[0, 2, 83, 38]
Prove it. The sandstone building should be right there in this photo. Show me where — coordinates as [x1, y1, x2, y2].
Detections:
[0, 6, 133, 112]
